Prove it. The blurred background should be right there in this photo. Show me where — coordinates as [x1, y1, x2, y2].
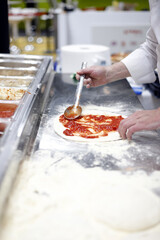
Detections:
[7, 0, 149, 65]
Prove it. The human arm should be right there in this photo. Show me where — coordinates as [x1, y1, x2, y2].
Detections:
[121, 27, 158, 84]
[76, 27, 158, 88]
[118, 26, 160, 139]
[76, 62, 131, 88]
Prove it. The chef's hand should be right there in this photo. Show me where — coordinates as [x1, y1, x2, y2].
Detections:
[76, 62, 131, 88]
[76, 65, 108, 88]
[118, 108, 160, 140]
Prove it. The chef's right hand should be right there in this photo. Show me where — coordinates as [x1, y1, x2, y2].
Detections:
[76, 65, 108, 88]
[76, 62, 131, 88]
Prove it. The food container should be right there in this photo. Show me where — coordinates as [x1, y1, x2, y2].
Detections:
[0, 53, 54, 220]
[0, 59, 41, 69]
[0, 53, 53, 138]
[0, 68, 37, 77]
[0, 87, 27, 100]
[0, 101, 18, 118]
[0, 118, 10, 133]
[0, 76, 33, 88]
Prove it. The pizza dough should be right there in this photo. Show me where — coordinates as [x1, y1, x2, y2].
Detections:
[54, 108, 124, 142]
[89, 183, 160, 232]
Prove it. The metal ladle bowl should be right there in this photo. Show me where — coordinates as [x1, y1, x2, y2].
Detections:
[64, 105, 82, 120]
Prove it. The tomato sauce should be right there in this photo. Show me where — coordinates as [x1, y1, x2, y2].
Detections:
[0, 103, 17, 118]
[0, 122, 7, 132]
[59, 114, 124, 139]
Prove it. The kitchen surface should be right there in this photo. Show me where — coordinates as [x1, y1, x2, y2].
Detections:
[0, 69, 160, 239]
[0, 1, 160, 239]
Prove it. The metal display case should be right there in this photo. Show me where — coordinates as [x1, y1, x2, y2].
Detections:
[0, 54, 54, 220]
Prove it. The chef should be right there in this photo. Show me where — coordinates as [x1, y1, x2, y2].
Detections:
[76, 0, 160, 140]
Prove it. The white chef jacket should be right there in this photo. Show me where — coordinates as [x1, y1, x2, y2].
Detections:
[121, 0, 160, 84]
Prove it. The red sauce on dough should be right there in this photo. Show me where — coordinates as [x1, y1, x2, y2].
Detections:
[59, 114, 124, 139]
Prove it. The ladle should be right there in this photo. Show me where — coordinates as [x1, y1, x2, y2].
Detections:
[64, 61, 87, 120]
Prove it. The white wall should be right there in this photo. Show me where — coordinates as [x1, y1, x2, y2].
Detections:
[57, 10, 150, 54]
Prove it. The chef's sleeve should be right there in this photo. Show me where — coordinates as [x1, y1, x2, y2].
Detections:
[121, 28, 157, 84]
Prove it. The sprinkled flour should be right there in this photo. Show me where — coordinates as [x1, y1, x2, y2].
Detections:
[0, 151, 160, 240]
[0, 103, 160, 240]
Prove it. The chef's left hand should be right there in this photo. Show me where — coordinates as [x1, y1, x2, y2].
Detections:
[118, 108, 160, 140]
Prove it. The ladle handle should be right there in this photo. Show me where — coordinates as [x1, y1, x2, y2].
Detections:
[74, 61, 87, 108]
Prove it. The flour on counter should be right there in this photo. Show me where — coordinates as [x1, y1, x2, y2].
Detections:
[1, 104, 160, 240]
[0, 151, 160, 240]
[41, 103, 160, 171]
[89, 183, 160, 232]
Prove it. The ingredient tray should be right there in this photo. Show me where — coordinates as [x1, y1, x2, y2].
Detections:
[0, 53, 54, 220]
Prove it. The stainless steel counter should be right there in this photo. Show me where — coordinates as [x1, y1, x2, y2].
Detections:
[30, 73, 160, 174]
[0, 72, 160, 238]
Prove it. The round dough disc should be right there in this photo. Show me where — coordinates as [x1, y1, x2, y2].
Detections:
[89, 184, 160, 232]
[54, 108, 124, 142]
